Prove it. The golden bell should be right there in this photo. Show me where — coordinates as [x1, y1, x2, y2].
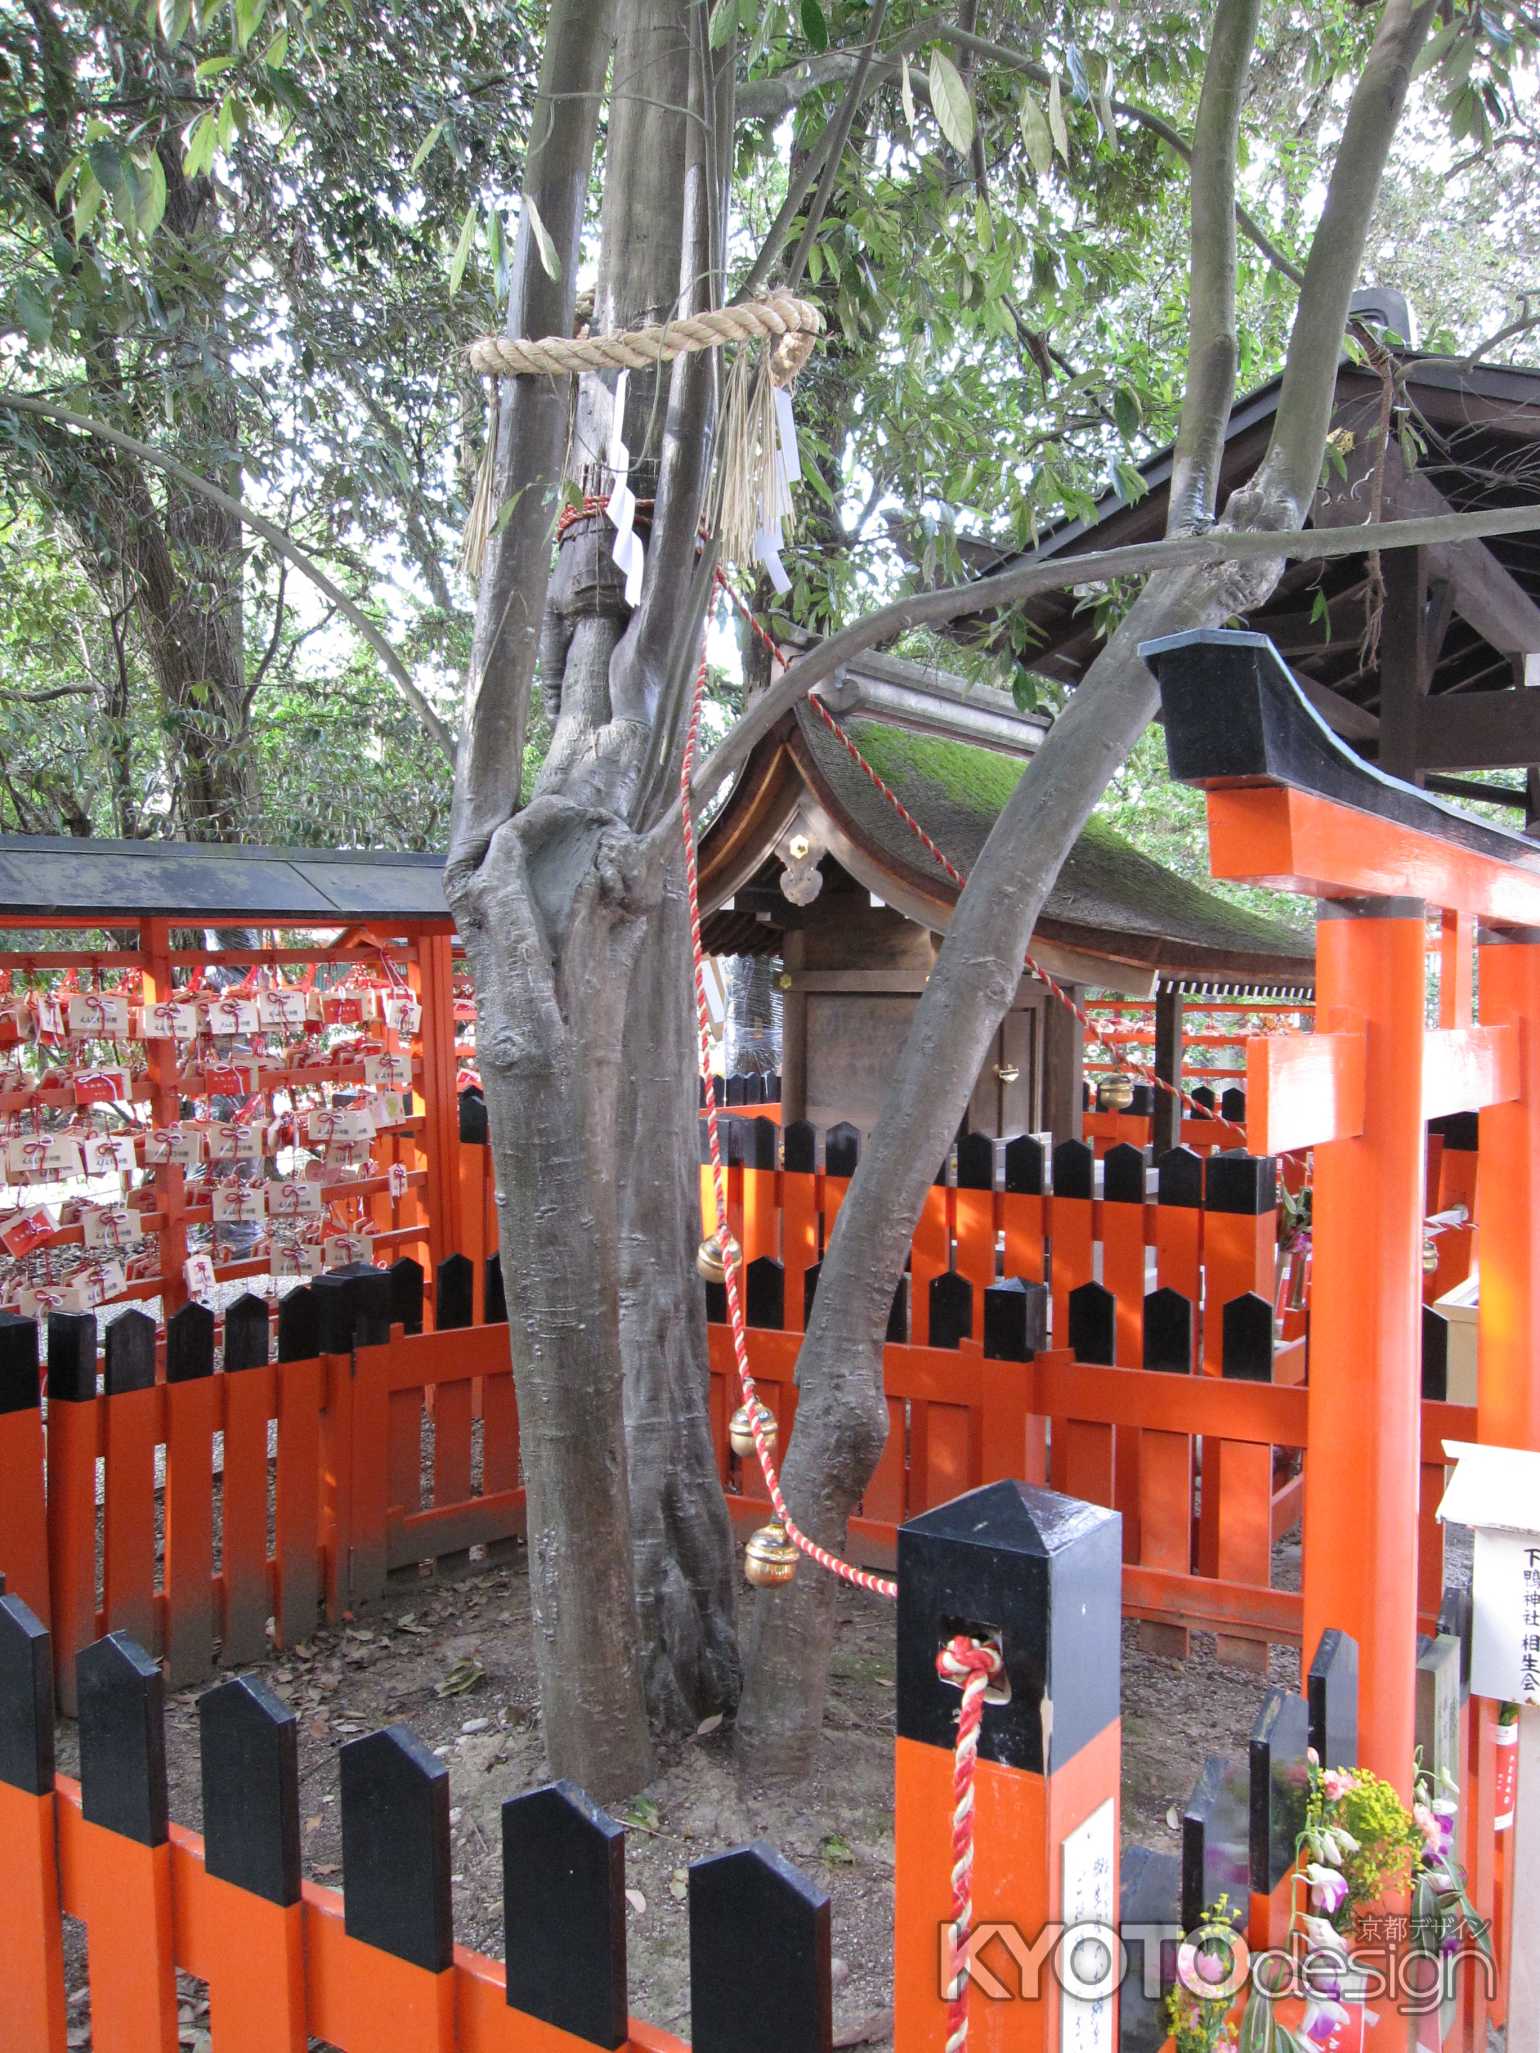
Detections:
[744, 1521, 798, 1588]
[1423, 1239, 1440, 1274]
[729, 1400, 776, 1459]
[696, 1229, 740, 1285]
[994, 1062, 1020, 1085]
[1098, 1074, 1135, 1111]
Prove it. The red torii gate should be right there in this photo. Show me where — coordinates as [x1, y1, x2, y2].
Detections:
[1149, 628, 1540, 1801]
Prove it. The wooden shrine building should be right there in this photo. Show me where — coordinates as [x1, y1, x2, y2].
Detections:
[696, 661, 1314, 1137]
[939, 290, 1540, 807]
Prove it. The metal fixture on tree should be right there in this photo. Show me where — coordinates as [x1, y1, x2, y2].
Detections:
[743, 1520, 799, 1588]
[696, 1228, 739, 1285]
[729, 1400, 777, 1459]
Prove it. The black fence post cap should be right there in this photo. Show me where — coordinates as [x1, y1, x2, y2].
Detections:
[897, 1480, 1120, 1775]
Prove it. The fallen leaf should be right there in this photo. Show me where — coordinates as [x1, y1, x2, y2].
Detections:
[313, 1862, 341, 1877]
[436, 1656, 485, 1697]
[694, 1712, 723, 1737]
[820, 1832, 856, 1865]
[625, 1887, 647, 1915]
[621, 1796, 662, 1833]
[1165, 1805, 1182, 1832]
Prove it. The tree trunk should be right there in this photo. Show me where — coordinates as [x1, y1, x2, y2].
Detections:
[449, 0, 740, 1795]
[622, 874, 742, 1732]
[735, 0, 1435, 1782]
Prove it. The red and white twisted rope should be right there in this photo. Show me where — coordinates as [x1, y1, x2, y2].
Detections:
[680, 647, 898, 1601]
[936, 1634, 1004, 2053]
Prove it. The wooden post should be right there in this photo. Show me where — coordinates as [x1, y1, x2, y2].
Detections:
[1303, 898, 1426, 1796]
[894, 1479, 1122, 2053]
[1152, 983, 1183, 1156]
[1042, 983, 1085, 1143]
[1475, 929, 1540, 1452]
[0, 1594, 67, 2052]
[1378, 545, 1429, 784]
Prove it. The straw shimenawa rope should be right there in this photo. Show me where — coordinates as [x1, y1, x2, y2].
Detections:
[466, 289, 822, 383]
[459, 291, 822, 577]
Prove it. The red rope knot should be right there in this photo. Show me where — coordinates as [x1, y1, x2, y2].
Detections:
[935, 1635, 1003, 1690]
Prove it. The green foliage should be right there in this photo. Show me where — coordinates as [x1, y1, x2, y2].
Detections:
[1, 0, 1538, 857]
[1303, 1763, 1423, 1932]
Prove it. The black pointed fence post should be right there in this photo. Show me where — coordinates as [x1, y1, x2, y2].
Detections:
[1307, 1629, 1359, 1772]
[1181, 1753, 1251, 1935]
[197, 1673, 309, 2042]
[690, 1842, 831, 2053]
[894, 1480, 1122, 2053]
[503, 1781, 628, 2046]
[436, 1252, 474, 1331]
[44, 1311, 99, 1712]
[0, 1594, 66, 2049]
[164, 1300, 218, 1690]
[1249, 1686, 1311, 1946]
[0, 1313, 47, 1626]
[339, 1725, 454, 1977]
[75, 1633, 180, 2042]
[101, 1307, 160, 1655]
[1137, 1287, 1197, 1662]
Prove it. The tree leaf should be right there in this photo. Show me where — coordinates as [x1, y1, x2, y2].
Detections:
[158, 0, 191, 44]
[707, 0, 736, 49]
[1112, 382, 1140, 440]
[1413, 19, 1462, 78]
[448, 201, 478, 296]
[800, 0, 828, 52]
[1097, 67, 1119, 151]
[928, 48, 975, 156]
[409, 120, 445, 175]
[193, 53, 237, 80]
[10, 280, 53, 350]
[1047, 72, 1069, 162]
[234, 0, 268, 50]
[72, 166, 104, 237]
[1019, 88, 1052, 176]
[900, 53, 915, 133]
[135, 150, 168, 238]
[525, 195, 561, 282]
[87, 139, 124, 194]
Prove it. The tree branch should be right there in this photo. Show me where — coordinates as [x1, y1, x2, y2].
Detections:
[1167, 0, 1261, 535]
[1250, 0, 1439, 520]
[674, 494, 1540, 828]
[782, 0, 889, 291]
[0, 392, 454, 761]
[447, 0, 620, 877]
[738, 17, 1306, 287]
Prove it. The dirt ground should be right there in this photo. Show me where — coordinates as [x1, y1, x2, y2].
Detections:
[51, 1534, 1310, 2053]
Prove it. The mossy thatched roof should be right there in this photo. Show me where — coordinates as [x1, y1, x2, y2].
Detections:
[794, 705, 1313, 972]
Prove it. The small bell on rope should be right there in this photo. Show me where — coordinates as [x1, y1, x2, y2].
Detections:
[729, 1399, 776, 1459]
[1097, 1074, 1135, 1111]
[744, 1520, 798, 1588]
[994, 1061, 1021, 1085]
[696, 1228, 740, 1285]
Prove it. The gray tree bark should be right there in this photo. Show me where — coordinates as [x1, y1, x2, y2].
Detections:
[448, 0, 740, 1796]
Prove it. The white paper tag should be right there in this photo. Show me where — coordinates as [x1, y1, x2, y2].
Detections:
[184, 1253, 217, 1298]
[605, 369, 646, 606]
[268, 1179, 324, 1219]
